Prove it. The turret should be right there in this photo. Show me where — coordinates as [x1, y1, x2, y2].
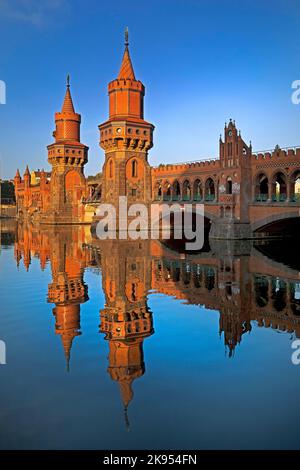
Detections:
[23, 165, 30, 188]
[52, 75, 81, 143]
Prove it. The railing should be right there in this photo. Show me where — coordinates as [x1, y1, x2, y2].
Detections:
[255, 194, 268, 202]
[254, 193, 300, 203]
[291, 194, 300, 202]
[271, 194, 287, 203]
[193, 195, 203, 201]
[205, 194, 216, 202]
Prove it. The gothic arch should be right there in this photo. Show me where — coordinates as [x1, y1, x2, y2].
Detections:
[106, 158, 114, 179]
[193, 179, 202, 201]
[172, 180, 181, 199]
[204, 177, 215, 201]
[182, 179, 191, 200]
[254, 172, 269, 201]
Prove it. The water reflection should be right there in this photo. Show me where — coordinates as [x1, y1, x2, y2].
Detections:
[3, 221, 300, 424]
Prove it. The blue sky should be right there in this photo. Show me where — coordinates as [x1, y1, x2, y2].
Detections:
[0, 0, 300, 179]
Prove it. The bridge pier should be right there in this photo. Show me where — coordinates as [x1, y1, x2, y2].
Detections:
[209, 220, 252, 240]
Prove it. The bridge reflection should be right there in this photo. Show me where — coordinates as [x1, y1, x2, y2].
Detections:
[6, 222, 300, 421]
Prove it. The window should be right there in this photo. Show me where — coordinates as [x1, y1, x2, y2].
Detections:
[132, 189, 137, 197]
[109, 160, 113, 178]
[131, 159, 137, 177]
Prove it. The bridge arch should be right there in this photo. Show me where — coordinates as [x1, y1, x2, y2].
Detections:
[251, 210, 300, 234]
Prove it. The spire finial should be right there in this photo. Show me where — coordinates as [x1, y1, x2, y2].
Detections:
[125, 26, 129, 47]
[66, 74, 70, 88]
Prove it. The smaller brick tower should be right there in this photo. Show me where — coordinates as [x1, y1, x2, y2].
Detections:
[96, 29, 154, 228]
[212, 119, 252, 238]
[43, 76, 89, 224]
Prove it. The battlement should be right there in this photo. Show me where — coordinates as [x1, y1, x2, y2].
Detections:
[108, 78, 144, 93]
[252, 146, 300, 161]
[152, 157, 220, 175]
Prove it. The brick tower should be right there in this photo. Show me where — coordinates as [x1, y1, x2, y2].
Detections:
[97, 29, 154, 226]
[99, 238, 154, 427]
[212, 119, 252, 238]
[47, 227, 89, 370]
[44, 77, 89, 224]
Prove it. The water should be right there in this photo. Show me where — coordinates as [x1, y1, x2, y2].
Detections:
[0, 220, 300, 450]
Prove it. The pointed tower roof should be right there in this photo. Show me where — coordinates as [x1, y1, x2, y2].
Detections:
[61, 75, 75, 113]
[61, 333, 74, 372]
[24, 165, 30, 176]
[118, 28, 136, 80]
[15, 169, 20, 178]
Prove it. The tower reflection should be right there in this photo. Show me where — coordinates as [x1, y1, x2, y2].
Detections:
[10, 224, 300, 423]
[98, 239, 154, 426]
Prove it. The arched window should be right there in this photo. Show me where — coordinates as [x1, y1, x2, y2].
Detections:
[109, 159, 113, 178]
[290, 170, 300, 202]
[131, 159, 137, 177]
[172, 180, 181, 200]
[226, 178, 232, 195]
[205, 178, 215, 201]
[193, 179, 202, 201]
[272, 172, 287, 202]
[182, 180, 191, 201]
[255, 173, 268, 202]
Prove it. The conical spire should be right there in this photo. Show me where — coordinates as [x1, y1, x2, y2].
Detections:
[61, 75, 75, 113]
[24, 165, 30, 176]
[15, 168, 20, 178]
[61, 333, 74, 373]
[118, 28, 136, 80]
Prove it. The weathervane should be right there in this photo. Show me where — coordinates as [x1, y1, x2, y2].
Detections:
[66, 74, 70, 88]
[125, 26, 129, 47]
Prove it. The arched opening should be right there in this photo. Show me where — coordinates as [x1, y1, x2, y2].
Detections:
[254, 275, 269, 307]
[182, 180, 191, 201]
[226, 177, 232, 195]
[193, 179, 202, 201]
[107, 159, 114, 179]
[290, 282, 300, 316]
[272, 172, 287, 202]
[255, 173, 268, 202]
[204, 267, 215, 291]
[172, 180, 181, 201]
[155, 183, 162, 200]
[271, 278, 287, 312]
[131, 159, 137, 178]
[205, 178, 215, 201]
[290, 170, 300, 202]
[163, 181, 171, 201]
[65, 170, 82, 204]
[92, 184, 102, 201]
